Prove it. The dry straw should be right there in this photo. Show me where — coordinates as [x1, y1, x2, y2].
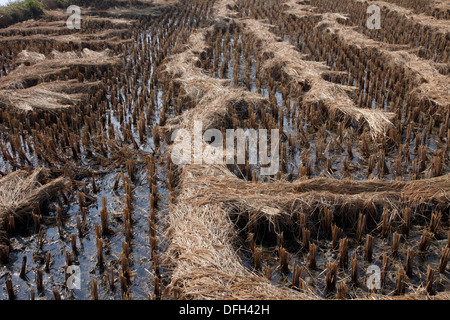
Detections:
[182, 169, 449, 235]
[0, 48, 119, 114]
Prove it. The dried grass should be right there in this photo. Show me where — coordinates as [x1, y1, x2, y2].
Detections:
[0, 28, 131, 47]
[283, 0, 318, 18]
[0, 80, 103, 113]
[395, 51, 450, 112]
[355, 0, 450, 33]
[1, 48, 120, 90]
[0, 18, 67, 36]
[213, 0, 239, 20]
[102, 6, 162, 18]
[316, 12, 450, 115]
[368, 291, 450, 300]
[15, 50, 46, 65]
[162, 28, 268, 136]
[164, 162, 448, 298]
[44, 9, 135, 28]
[0, 48, 118, 113]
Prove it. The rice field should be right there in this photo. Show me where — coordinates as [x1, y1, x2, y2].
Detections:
[0, 0, 448, 300]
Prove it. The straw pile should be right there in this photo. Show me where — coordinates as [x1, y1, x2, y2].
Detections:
[316, 15, 450, 116]
[283, 0, 318, 18]
[0, 48, 118, 113]
[89, 0, 175, 20]
[0, 18, 69, 37]
[0, 48, 120, 90]
[375, 0, 449, 18]
[394, 51, 450, 114]
[370, 291, 450, 300]
[101, 6, 163, 18]
[0, 80, 103, 113]
[163, 30, 232, 103]
[213, 0, 239, 20]
[309, 0, 449, 63]
[0, 169, 69, 244]
[0, 28, 132, 48]
[0, 4, 143, 48]
[43, 9, 135, 29]
[15, 50, 46, 65]
[161, 8, 317, 298]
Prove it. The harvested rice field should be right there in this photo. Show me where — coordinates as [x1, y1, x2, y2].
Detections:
[0, 0, 448, 301]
